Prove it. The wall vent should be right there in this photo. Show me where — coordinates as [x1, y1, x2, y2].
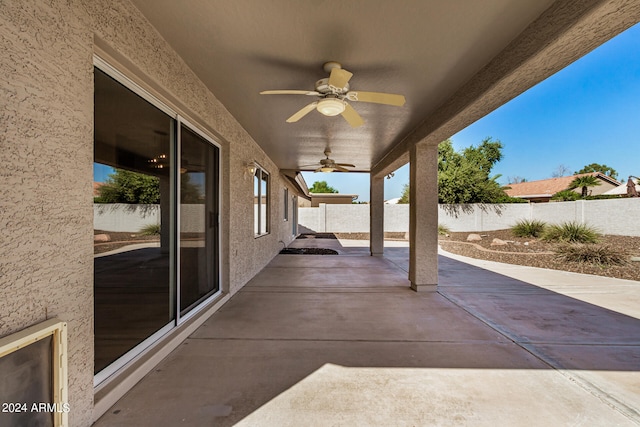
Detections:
[0, 319, 68, 427]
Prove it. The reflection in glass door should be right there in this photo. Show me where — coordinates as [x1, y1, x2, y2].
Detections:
[179, 124, 220, 316]
[94, 64, 222, 381]
[93, 68, 175, 375]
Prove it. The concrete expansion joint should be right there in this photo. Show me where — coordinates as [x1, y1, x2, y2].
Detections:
[440, 292, 640, 423]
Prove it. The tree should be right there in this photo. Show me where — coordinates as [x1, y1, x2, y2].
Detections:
[507, 176, 527, 184]
[568, 175, 601, 198]
[575, 163, 618, 180]
[96, 169, 160, 204]
[397, 138, 529, 204]
[437, 138, 509, 204]
[398, 183, 410, 204]
[180, 173, 205, 204]
[309, 180, 338, 193]
[551, 164, 571, 178]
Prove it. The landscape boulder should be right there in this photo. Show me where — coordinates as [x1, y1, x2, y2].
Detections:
[94, 233, 111, 242]
[467, 233, 482, 242]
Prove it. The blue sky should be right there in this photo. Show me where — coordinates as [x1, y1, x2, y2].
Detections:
[304, 22, 640, 202]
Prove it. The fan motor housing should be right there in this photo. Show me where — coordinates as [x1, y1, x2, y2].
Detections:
[315, 78, 349, 94]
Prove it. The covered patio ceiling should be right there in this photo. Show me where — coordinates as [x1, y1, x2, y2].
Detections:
[130, 0, 638, 175]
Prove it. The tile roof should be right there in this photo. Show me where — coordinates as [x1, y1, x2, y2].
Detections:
[504, 172, 619, 198]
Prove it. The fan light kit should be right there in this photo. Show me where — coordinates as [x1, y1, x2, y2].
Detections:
[316, 98, 345, 116]
[260, 62, 405, 128]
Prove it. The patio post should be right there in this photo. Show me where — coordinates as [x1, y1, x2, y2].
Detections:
[370, 174, 384, 256]
[409, 141, 438, 291]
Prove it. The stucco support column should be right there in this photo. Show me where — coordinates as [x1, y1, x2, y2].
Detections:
[370, 175, 384, 256]
[409, 142, 438, 292]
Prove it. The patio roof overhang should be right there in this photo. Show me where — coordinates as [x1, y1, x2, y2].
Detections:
[129, 0, 640, 177]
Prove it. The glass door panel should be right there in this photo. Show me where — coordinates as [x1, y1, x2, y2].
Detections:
[179, 125, 219, 316]
[93, 68, 175, 374]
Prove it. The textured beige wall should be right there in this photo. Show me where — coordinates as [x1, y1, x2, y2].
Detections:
[1, 1, 296, 425]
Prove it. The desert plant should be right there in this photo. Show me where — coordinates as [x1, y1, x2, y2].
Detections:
[438, 224, 450, 236]
[550, 190, 580, 201]
[139, 223, 161, 236]
[554, 243, 628, 266]
[541, 221, 599, 243]
[511, 219, 547, 238]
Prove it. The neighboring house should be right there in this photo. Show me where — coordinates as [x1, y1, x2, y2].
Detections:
[504, 172, 620, 202]
[299, 193, 359, 207]
[603, 176, 640, 196]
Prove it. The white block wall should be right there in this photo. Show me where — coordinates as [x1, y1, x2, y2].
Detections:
[298, 198, 640, 236]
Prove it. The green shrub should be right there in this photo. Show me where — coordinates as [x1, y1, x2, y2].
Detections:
[551, 190, 580, 201]
[139, 223, 161, 236]
[541, 221, 599, 243]
[554, 243, 628, 266]
[511, 219, 547, 238]
[438, 224, 450, 236]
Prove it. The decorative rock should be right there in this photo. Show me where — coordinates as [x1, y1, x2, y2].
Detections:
[94, 233, 110, 242]
[631, 257, 640, 262]
[491, 238, 508, 246]
[467, 234, 482, 242]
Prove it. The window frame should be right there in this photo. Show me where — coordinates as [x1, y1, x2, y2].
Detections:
[283, 187, 289, 222]
[253, 164, 270, 237]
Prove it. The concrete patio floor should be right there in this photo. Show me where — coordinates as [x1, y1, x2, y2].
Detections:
[94, 238, 640, 426]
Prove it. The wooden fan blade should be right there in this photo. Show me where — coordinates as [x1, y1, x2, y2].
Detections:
[334, 165, 350, 172]
[328, 68, 353, 89]
[341, 103, 364, 128]
[286, 102, 318, 123]
[349, 91, 405, 106]
[336, 163, 356, 168]
[261, 90, 320, 96]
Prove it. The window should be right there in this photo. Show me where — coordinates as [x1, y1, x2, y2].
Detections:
[254, 166, 270, 236]
[284, 188, 289, 221]
[292, 195, 298, 236]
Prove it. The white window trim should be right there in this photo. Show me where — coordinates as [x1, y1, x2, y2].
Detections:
[254, 164, 270, 237]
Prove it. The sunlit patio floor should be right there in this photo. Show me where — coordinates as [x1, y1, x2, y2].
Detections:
[94, 238, 640, 426]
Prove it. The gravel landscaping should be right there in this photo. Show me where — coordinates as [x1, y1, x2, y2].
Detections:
[439, 229, 640, 282]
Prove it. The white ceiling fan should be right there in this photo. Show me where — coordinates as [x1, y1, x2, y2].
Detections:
[300, 149, 356, 173]
[260, 62, 405, 128]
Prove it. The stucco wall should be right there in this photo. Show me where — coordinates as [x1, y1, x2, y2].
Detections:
[298, 199, 640, 236]
[1, 1, 297, 425]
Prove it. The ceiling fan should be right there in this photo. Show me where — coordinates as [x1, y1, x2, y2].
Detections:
[301, 149, 355, 173]
[260, 62, 405, 128]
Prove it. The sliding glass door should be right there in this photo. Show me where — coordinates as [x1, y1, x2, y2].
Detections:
[93, 64, 221, 380]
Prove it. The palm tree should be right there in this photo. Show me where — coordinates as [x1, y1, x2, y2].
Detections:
[568, 175, 601, 198]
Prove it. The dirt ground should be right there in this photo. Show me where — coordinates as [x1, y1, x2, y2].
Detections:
[94, 230, 159, 254]
[439, 230, 640, 282]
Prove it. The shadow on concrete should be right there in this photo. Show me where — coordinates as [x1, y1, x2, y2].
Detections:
[94, 244, 640, 426]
